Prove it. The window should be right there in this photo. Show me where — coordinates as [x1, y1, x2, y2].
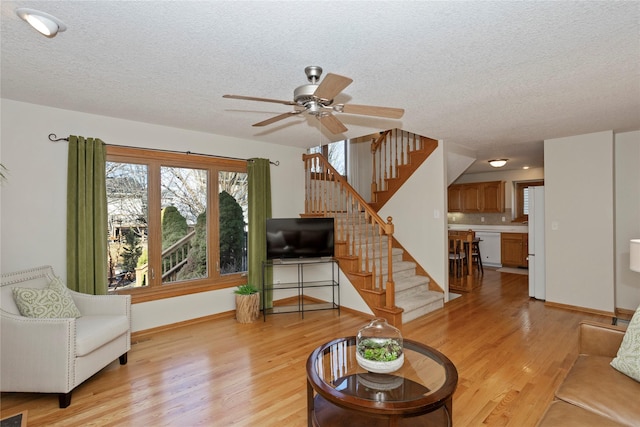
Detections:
[514, 180, 544, 222]
[309, 140, 347, 176]
[106, 146, 248, 302]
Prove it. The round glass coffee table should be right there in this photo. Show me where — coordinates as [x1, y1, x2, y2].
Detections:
[306, 336, 458, 427]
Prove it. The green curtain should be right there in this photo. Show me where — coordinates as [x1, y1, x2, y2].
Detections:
[247, 158, 272, 308]
[66, 136, 108, 295]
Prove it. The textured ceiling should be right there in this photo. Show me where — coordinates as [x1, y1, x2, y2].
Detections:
[2, 1, 639, 173]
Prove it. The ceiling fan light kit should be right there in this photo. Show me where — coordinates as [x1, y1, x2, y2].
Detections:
[16, 8, 67, 38]
[488, 159, 508, 168]
[223, 66, 404, 134]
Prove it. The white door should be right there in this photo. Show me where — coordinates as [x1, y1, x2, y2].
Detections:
[528, 187, 545, 300]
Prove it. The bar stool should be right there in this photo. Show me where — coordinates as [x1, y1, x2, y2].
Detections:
[465, 229, 484, 275]
[471, 239, 484, 274]
[448, 236, 466, 277]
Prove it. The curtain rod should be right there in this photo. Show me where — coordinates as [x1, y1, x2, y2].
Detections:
[48, 133, 279, 166]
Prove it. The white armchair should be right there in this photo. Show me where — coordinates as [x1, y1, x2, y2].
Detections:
[1, 265, 131, 408]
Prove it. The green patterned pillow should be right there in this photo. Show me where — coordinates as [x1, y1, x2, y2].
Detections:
[12, 276, 82, 318]
[610, 305, 640, 382]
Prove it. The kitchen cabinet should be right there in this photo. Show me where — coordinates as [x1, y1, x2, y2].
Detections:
[447, 181, 505, 213]
[481, 181, 505, 213]
[448, 186, 463, 212]
[461, 185, 482, 212]
[500, 233, 528, 268]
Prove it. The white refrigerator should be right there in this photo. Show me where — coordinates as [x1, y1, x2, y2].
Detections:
[528, 186, 545, 300]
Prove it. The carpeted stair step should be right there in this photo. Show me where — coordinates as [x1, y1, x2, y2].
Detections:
[333, 212, 445, 324]
[398, 288, 444, 324]
[394, 274, 430, 295]
[375, 260, 417, 281]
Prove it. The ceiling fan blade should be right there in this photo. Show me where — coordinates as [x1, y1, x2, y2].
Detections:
[223, 94, 296, 106]
[314, 73, 353, 100]
[339, 103, 405, 119]
[252, 111, 301, 127]
[318, 114, 348, 134]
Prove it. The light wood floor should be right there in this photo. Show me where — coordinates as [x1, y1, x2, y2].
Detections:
[1, 269, 611, 426]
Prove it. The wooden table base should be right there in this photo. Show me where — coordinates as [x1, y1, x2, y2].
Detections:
[311, 395, 450, 427]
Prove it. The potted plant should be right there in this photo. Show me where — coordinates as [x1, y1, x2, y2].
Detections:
[234, 284, 260, 323]
[355, 318, 404, 373]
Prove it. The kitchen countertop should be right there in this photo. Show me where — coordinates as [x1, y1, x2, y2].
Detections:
[448, 224, 529, 233]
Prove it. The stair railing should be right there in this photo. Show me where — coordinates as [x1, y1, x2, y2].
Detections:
[136, 230, 196, 286]
[303, 153, 396, 309]
[371, 128, 426, 202]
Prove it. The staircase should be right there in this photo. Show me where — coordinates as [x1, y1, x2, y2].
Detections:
[369, 129, 439, 211]
[303, 142, 444, 328]
[335, 212, 443, 324]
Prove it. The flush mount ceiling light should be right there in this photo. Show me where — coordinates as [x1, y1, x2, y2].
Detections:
[488, 159, 508, 168]
[16, 8, 67, 38]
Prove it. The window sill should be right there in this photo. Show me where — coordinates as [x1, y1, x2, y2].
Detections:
[512, 216, 528, 224]
[113, 275, 245, 304]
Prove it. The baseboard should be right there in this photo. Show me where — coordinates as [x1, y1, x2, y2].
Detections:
[275, 294, 372, 319]
[131, 311, 235, 342]
[544, 301, 615, 318]
[130, 296, 371, 342]
[337, 305, 375, 319]
[615, 307, 636, 321]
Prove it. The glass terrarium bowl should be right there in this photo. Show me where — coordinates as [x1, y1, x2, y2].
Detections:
[356, 317, 404, 373]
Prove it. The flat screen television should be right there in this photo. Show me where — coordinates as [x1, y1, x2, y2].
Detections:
[266, 217, 335, 260]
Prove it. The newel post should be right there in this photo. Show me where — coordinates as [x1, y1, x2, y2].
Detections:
[385, 216, 395, 308]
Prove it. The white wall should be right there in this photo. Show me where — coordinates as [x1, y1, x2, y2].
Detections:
[348, 139, 373, 202]
[379, 142, 449, 297]
[268, 261, 374, 316]
[614, 131, 640, 311]
[445, 141, 476, 186]
[0, 99, 372, 332]
[544, 131, 615, 314]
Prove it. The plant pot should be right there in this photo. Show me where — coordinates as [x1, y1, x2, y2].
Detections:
[356, 352, 405, 374]
[235, 293, 260, 323]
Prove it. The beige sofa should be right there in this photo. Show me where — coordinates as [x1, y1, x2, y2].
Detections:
[537, 321, 640, 426]
[1, 266, 131, 408]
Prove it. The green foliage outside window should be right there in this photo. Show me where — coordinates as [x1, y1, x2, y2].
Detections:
[161, 206, 187, 249]
[177, 212, 207, 280]
[219, 191, 245, 274]
[121, 229, 143, 272]
[137, 249, 148, 268]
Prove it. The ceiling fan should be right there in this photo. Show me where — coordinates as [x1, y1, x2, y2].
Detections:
[223, 66, 404, 134]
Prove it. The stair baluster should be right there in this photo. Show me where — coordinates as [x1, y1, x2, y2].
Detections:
[302, 153, 402, 325]
[370, 129, 438, 211]
[302, 135, 444, 328]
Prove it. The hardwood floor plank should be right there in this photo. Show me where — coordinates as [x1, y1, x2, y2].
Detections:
[1, 269, 611, 426]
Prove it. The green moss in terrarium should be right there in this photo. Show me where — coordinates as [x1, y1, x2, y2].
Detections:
[357, 338, 403, 362]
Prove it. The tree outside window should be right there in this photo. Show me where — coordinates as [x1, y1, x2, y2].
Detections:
[106, 146, 248, 302]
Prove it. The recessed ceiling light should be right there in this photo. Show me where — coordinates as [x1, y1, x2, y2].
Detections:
[488, 159, 508, 168]
[16, 8, 67, 38]
[523, 166, 530, 170]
